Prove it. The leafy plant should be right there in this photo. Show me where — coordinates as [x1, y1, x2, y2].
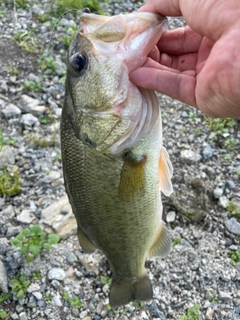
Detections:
[0, 293, 11, 303]
[194, 128, 201, 135]
[38, 52, 58, 74]
[32, 270, 42, 281]
[45, 294, 53, 301]
[13, 29, 39, 53]
[0, 130, 15, 150]
[236, 168, 240, 177]
[206, 118, 235, 135]
[23, 80, 42, 92]
[223, 138, 237, 151]
[55, 0, 109, 15]
[11, 225, 60, 263]
[27, 131, 58, 148]
[101, 276, 112, 286]
[0, 10, 6, 18]
[16, 0, 29, 9]
[0, 310, 7, 319]
[63, 292, 84, 307]
[39, 115, 52, 124]
[172, 238, 181, 246]
[209, 290, 218, 303]
[180, 304, 200, 320]
[0, 167, 21, 196]
[223, 154, 231, 161]
[229, 248, 240, 265]
[227, 201, 240, 215]
[188, 111, 198, 122]
[11, 275, 30, 300]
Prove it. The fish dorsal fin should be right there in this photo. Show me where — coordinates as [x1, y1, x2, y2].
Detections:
[159, 146, 173, 196]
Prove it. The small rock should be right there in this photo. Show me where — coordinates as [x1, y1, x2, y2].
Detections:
[32, 291, 42, 300]
[226, 180, 236, 189]
[48, 268, 65, 280]
[218, 196, 229, 208]
[118, 315, 128, 320]
[206, 307, 214, 320]
[180, 239, 192, 247]
[21, 113, 39, 127]
[51, 280, 60, 289]
[19, 312, 28, 320]
[16, 210, 35, 224]
[66, 251, 77, 265]
[180, 150, 201, 164]
[53, 293, 62, 307]
[42, 171, 61, 183]
[225, 218, 240, 236]
[219, 291, 232, 302]
[166, 211, 176, 223]
[2, 103, 21, 118]
[40, 195, 77, 239]
[236, 305, 240, 314]
[0, 238, 9, 255]
[18, 94, 46, 116]
[0, 146, 15, 168]
[214, 187, 224, 199]
[0, 260, 8, 293]
[37, 300, 46, 307]
[27, 283, 40, 293]
[181, 111, 188, 118]
[202, 144, 214, 160]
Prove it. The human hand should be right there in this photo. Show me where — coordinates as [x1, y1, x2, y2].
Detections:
[129, 0, 240, 118]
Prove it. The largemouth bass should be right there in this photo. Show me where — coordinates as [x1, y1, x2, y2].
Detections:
[61, 10, 173, 307]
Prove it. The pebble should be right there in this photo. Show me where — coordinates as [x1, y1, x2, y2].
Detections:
[27, 283, 40, 293]
[218, 195, 229, 208]
[206, 307, 214, 320]
[16, 210, 35, 224]
[225, 218, 240, 235]
[32, 291, 42, 300]
[21, 113, 39, 127]
[66, 251, 77, 265]
[0, 260, 8, 293]
[0, 238, 9, 255]
[19, 312, 28, 320]
[48, 268, 65, 280]
[166, 211, 176, 223]
[180, 150, 201, 163]
[2, 103, 21, 118]
[53, 293, 62, 307]
[213, 187, 224, 199]
[0, 146, 15, 168]
[202, 144, 214, 160]
[218, 291, 232, 302]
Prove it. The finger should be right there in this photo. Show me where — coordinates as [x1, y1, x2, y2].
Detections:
[142, 56, 198, 73]
[158, 27, 203, 55]
[138, 0, 182, 16]
[129, 67, 196, 107]
[148, 46, 160, 61]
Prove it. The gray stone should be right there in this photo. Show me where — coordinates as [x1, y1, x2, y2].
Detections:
[218, 291, 232, 302]
[19, 313, 28, 320]
[226, 180, 236, 189]
[206, 307, 214, 320]
[66, 251, 77, 265]
[0, 238, 9, 255]
[180, 239, 192, 247]
[180, 150, 201, 163]
[166, 211, 176, 223]
[2, 103, 21, 118]
[51, 280, 60, 289]
[214, 187, 224, 199]
[48, 268, 65, 280]
[202, 144, 214, 160]
[0, 146, 15, 168]
[27, 283, 40, 293]
[225, 218, 240, 235]
[0, 260, 8, 293]
[236, 305, 240, 314]
[18, 94, 46, 116]
[218, 196, 229, 208]
[42, 171, 61, 184]
[181, 111, 188, 118]
[37, 299, 46, 307]
[2, 205, 15, 221]
[32, 291, 42, 300]
[39, 195, 77, 239]
[16, 210, 35, 224]
[21, 113, 39, 127]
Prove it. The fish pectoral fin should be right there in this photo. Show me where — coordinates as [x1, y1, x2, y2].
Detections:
[77, 227, 96, 253]
[109, 275, 153, 308]
[119, 151, 147, 200]
[148, 223, 171, 258]
[159, 146, 173, 196]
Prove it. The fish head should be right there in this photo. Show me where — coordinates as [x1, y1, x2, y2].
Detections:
[65, 12, 166, 153]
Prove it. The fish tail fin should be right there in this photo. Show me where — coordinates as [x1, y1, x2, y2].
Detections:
[109, 274, 153, 307]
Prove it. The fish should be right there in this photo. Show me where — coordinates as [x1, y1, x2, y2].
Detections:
[61, 10, 173, 307]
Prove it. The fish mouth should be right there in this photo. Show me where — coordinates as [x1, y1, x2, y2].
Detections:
[79, 12, 167, 73]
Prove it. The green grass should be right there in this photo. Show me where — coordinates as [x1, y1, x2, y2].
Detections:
[0, 310, 7, 319]
[229, 248, 240, 265]
[63, 292, 84, 307]
[101, 276, 112, 286]
[23, 80, 42, 92]
[227, 201, 240, 215]
[180, 304, 200, 320]
[11, 225, 60, 263]
[13, 28, 40, 53]
[11, 275, 30, 300]
[0, 167, 21, 196]
[55, 0, 110, 15]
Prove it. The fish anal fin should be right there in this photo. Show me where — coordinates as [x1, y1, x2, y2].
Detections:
[119, 151, 147, 200]
[109, 274, 153, 308]
[77, 227, 96, 253]
[159, 146, 173, 196]
[148, 223, 171, 258]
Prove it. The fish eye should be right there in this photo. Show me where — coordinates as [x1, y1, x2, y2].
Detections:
[69, 52, 88, 75]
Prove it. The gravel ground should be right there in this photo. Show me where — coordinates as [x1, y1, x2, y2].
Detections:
[0, 1, 240, 319]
